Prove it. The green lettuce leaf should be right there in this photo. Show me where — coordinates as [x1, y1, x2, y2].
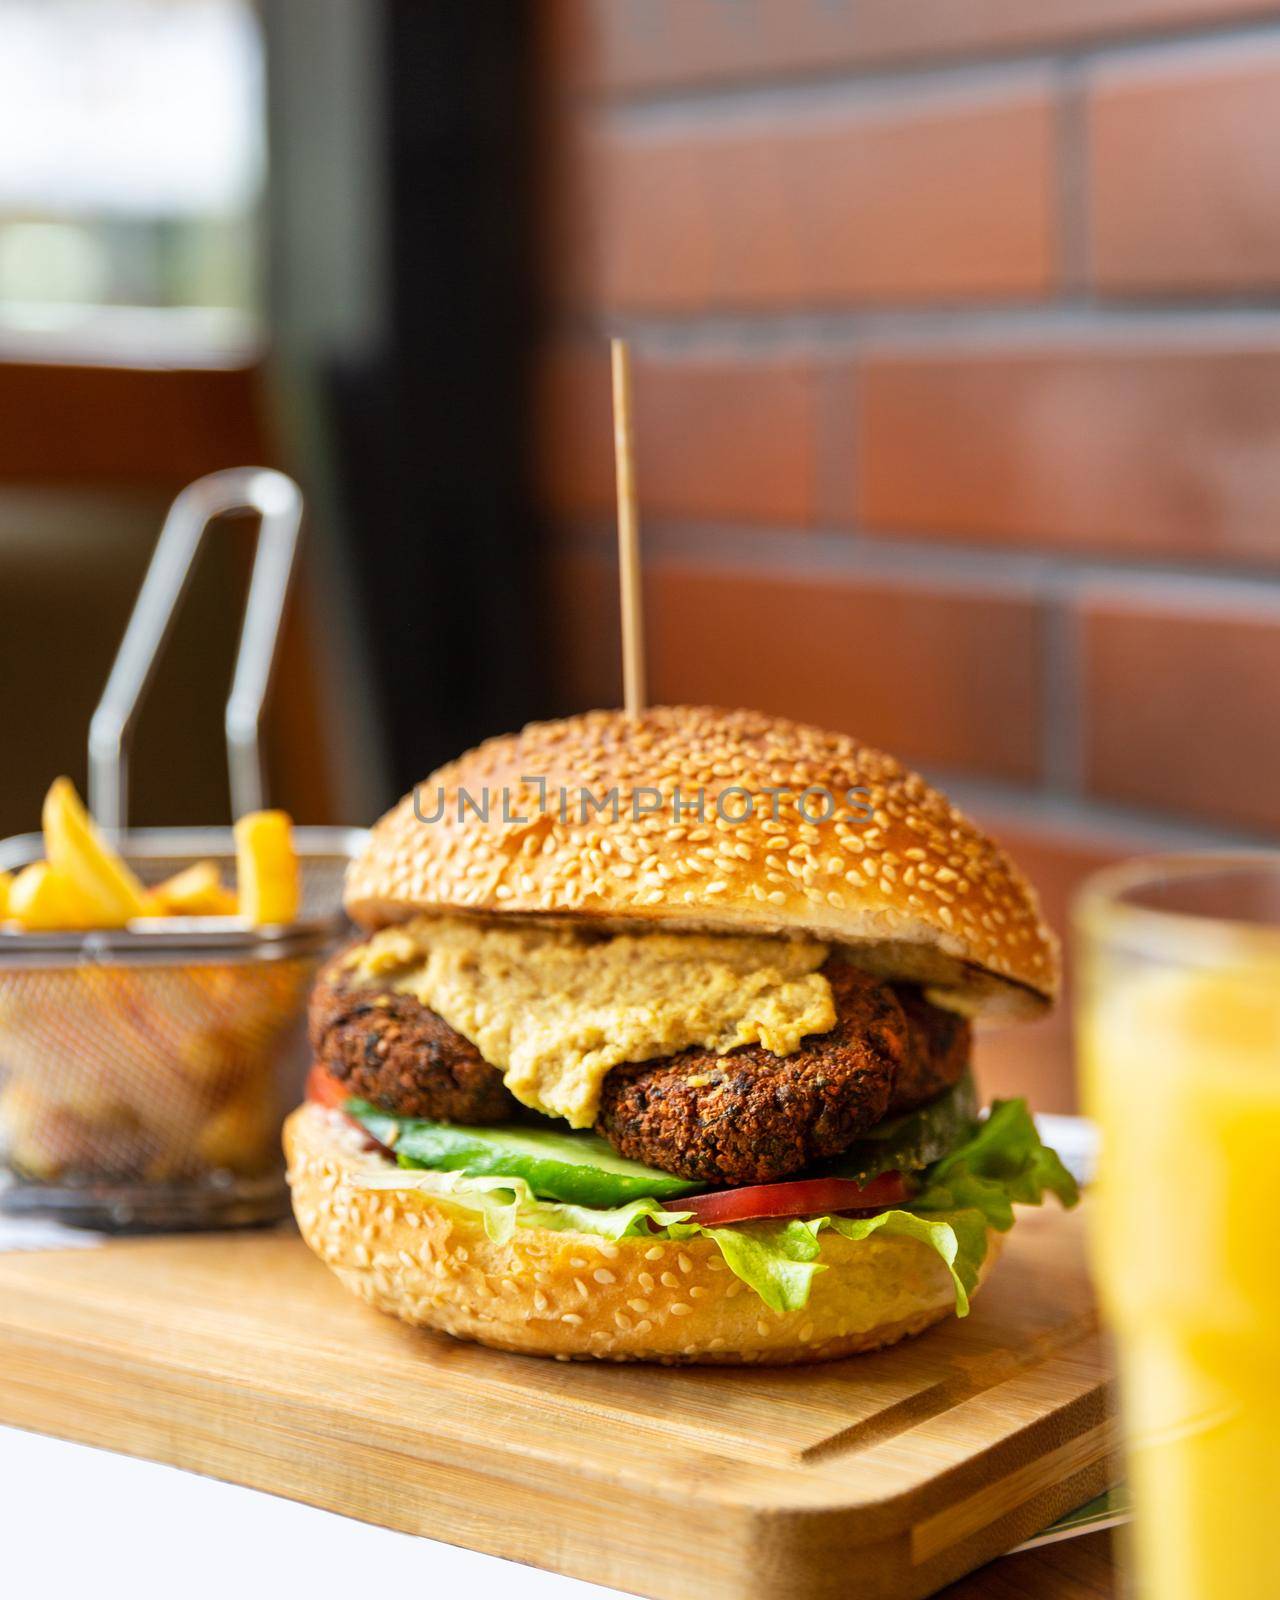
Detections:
[704, 1219, 828, 1314]
[354, 1163, 692, 1246]
[675, 1207, 993, 1315]
[913, 1099, 1079, 1229]
[523, 1194, 694, 1241]
[690, 1102, 1077, 1313]
[826, 1208, 990, 1315]
[348, 1097, 1077, 1315]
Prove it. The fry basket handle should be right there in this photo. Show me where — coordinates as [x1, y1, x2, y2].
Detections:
[89, 467, 304, 832]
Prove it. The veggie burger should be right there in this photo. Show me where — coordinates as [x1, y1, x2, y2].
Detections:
[286, 706, 1076, 1364]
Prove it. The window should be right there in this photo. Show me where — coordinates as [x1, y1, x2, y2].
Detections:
[0, 0, 264, 353]
[0, 0, 272, 837]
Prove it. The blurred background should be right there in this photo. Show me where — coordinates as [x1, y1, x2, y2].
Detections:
[4, 0, 1279, 1110]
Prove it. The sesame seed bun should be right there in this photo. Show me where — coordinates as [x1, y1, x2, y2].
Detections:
[344, 706, 1057, 1018]
[285, 1103, 999, 1365]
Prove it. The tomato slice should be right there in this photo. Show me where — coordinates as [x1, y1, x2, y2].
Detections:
[306, 1065, 352, 1110]
[677, 1171, 912, 1228]
[306, 1067, 397, 1155]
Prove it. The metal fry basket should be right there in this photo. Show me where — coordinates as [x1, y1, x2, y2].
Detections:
[0, 471, 363, 1230]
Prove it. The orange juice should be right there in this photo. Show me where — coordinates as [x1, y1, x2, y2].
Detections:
[1080, 904, 1280, 1598]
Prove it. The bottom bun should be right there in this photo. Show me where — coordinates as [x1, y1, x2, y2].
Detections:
[285, 1102, 999, 1365]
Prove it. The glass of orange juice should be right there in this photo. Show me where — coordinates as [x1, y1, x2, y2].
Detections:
[1076, 855, 1280, 1599]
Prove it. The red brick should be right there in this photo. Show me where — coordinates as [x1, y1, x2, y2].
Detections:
[546, 0, 1277, 92]
[1089, 41, 1280, 293]
[537, 347, 821, 525]
[851, 0, 1280, 66]
[543, 0, 860, 89]
[857, 345, 1280, 564]
[571, 83, 1054, 310]
[551, 547, 1045, 782]
[969, 811, 1218, 1109]
[973, 997, 1078, 1112]
[0, 362, 264, 487]
[966, 817, 1132, 1112]
[1081, 593, 1280, 832]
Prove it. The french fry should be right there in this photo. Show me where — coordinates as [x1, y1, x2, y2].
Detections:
[8, 861, 100, 930]
[147, 861, 239, 917]
[42, 777, 148, 924]
[234, 810, 300, 926]
[0, 869, 12, 919]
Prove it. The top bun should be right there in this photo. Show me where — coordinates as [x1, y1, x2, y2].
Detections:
[344, 707, 1057, 1018]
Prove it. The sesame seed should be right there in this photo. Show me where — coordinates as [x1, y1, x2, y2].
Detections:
[669, 1303, 693, 1317]
[661, 1272, 680, 1289]
[347, 705, 1054, 1029]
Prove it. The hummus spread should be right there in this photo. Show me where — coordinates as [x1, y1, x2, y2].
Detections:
[344, 917, 835, 1128]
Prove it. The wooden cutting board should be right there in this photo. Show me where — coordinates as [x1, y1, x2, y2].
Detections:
[0, 1203, 1115, 1600]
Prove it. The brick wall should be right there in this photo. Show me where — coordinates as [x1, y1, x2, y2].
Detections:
[536, 2, 1280, 1111]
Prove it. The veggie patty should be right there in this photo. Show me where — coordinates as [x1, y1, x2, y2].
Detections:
[310, 950, 969, 1185]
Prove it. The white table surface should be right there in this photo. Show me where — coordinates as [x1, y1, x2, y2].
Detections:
[0, 1117, 1097, 1600]
[0, 1423, 624, 1600]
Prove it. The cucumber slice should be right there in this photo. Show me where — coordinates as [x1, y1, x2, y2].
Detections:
[347, 1102, 699, 1208]
[347, 1073, 978, 1209]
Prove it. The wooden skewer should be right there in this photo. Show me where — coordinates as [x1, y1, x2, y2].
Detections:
[611, 337, 646, 717]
